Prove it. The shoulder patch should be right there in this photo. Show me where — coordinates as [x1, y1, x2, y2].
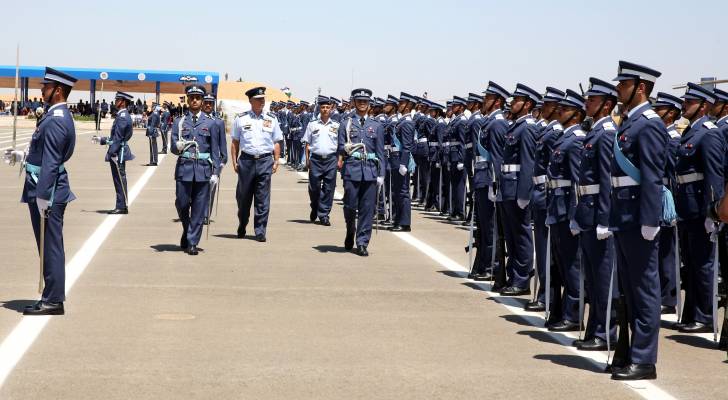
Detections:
[474, 114, 482, 120]
[495, 114, 504, 120]
[603, 122, 616, 131]
[704, 121, 718, 129]
[574, 129, 586, 137]
[266, 112, 278, 120]
[668, 129, 680, 139]
[539, 121, 547, 127]
[525, 118, 535, 125]
[554, 123, 563, 131]
[460, 115, 468, 121]
[53, 109, 64, 117]
[642, 109, 659, 120]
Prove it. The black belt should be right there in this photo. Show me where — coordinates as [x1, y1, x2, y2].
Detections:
[239, 152, 272, 160]
[311, 153, 337, 160]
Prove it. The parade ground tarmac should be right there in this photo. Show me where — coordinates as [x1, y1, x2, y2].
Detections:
[0, 120, 726, 400]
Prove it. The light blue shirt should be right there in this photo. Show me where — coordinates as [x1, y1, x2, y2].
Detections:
[302, 118, 340, 156]
[231, 110, 283, 156]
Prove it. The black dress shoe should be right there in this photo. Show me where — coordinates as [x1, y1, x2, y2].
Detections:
[187, 245, 199, 255]
[678, 321, 712, 333]
[524, 301, 546, 312]
[255, 234, 267, 242]
[548, 320, 580, 332]
[237, 226, 246, 239]
[389, 225, 411, 232]
[356, 245, 368, 257]
[149, 162, 158, 166]
[310, 209, 317, 222]
[108, 208, 128, 215]
[320, 217, 331, 226]
[491, 282, 505, 293]
[500, 286, 531, 296]
[23, 301, 64, 316]
[376, 213, 386, 220]
[660, 305, 676, 315]
[24, 300, 42, 310]
[577, 337, 608, 351]
[180, 234, 189, 250]
[611, 363, 656, 381]
[345, 231, 355, 250]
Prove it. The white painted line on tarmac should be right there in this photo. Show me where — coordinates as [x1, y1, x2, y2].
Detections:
[391, 231, 678, 400]
[0, 154, 166, 389]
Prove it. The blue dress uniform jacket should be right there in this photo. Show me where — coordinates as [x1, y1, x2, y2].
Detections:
[106, 109, 134, 162]
[533, 121, 563, 209]
[214, 114, 228, 166]
[498, 115, 537, 202]
[393, 113, 415, 225]
[171, 113, 222, 180]
[146, 111, 160, 137]
[338, 116, 386, 182]
[609, 103, 667, 230]
[573, 117, 615, 230]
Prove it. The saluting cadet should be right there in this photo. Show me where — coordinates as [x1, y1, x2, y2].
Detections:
[303, 96, 340, 226]
[388, 92, 416, 232]
[160, 102, 171, 153]
[22, 67, 78, 315]
[202, 94, 228, 225]
[653, 92, 683, 315]
[96, 91, 135, 214]
[673, 83, 724, 333]
[525, 87, 564, 312]
[468, 82, 510, 281]
[146, 104, 160, 166]
[231, 87, 283, 242]
[338, 88, 386, 256]
[571, 79, 618, 350]
[608, 61, 666, 380]
[497, 84, 540, 296]
[171, 85, 221, 255]
[545, 90, 586, 331]
[447, 96, 469, 221]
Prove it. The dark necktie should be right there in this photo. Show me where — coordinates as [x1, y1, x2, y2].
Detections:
[360, 117, 365, 127]
[192, 115, 197, 124]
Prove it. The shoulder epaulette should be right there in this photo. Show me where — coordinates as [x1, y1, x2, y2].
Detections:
[643, 109, 659, 120]
[574, 129, 586, 137]
[603, 122, 616, 131]
[704, 121, 718, 129]
[668, 129, 680, 139]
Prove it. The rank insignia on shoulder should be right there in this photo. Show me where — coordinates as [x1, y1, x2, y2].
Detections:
[475, 115, 482, 120]
[460, 115, 468, 121]
[703, 121, 718, 129]
[554, 123, 563, 130]
[668, 130, 680, 139]
[495, 114, 504, 120]
[525, 118, 535, 124]
[603, 122, 616, 131]
[643, 109, 659, 119]
[53, 109, 64, 117]
[574, 129, 585, 137]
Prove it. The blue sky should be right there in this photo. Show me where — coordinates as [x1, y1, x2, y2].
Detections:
[2, 0, 725, 102]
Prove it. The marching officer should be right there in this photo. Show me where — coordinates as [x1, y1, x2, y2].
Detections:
[545, 89, 586, 331]
[96, 91, 135, 214]
[571, 78, 618, 350]
[526, 87, 564, 312]
[146, 103, 160, 166]
[608, 61, 666, 380]
[230, 87, 282, 242]
[21, 67, 78, 315]
[674, 83, 724, 333]
[653, 92, 683, 314]
[389, 92, 416, 232]
[303, 96, 340, 226]
[171, 85, 222, 255]
[160, 102, 171, 153]
[202, 94, 228, 224]
[497, 84, 540, 296]
[468, 82, 510, 281]
[338, 88, 385, 256]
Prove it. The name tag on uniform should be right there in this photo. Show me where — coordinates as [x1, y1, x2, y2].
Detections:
[312, 129, 320, 134]
[330, 127, 337, 133]
[243, 124, 252, 130]
[263, 120, 272, 128]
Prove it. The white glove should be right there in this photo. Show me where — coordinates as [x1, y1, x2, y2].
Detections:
[435, 162, 441, 168]
[377, 176, 384, 187]
[176, 140, 186, 151]
[91, 135, 100, 144]
[210, 175, 219, 185]
[36, 198, 50, 215]
[456, 163, 464, 171]
[596, 225, 612, 240]
[517, 199, 529, 209]
[641, 225, 660, 241]
[111, 155, 118, 162]
[569, 220, 580, 236]
[705, 217, 716, 234]
[399, 165, 407, 176]
[487, 186, 496, 202]
[4, 150, 24, 165]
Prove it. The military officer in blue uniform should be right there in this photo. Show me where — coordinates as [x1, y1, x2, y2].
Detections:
[231, 87, 282, 242]
[525, 87, 564, 311]
[571, 79, 618, 350]
[202, 93, 228, 224]
[160, 102, 171, 153]
[653, 92, 683, 315]
[425, 101, 445, 212]
[413, 98, 431, 206]
[171, 85, 221, 255]
[447, 96, 469, 221]
[388, 92, 416, 232]
[710, 87, 728, 350]
[462, 93, 483, 222]
[303, 96, 340, 226]
[673, 83, 724, 333]
[468, 82, 510, 281]
[497, 84, 540, 296]
[544, 90, 586, 331]
[383, 96, 400, 223]
[94, 91, 135, 214]
[21, 67, 78, 315]
[146, 103, 160, 166]
[608, 61, 667, 380]
[338, 88, 386, 256]
[330, 97, 342, 122]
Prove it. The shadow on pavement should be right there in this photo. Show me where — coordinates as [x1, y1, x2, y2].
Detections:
[664, 334, 719, 350]
[150, 244, 185, 252]
[287, 219, 314, 224]
[1, 299, 37, 313]
[517, 330, 563, 345]
[437, 270, 468, 279]
[533, 354, 604, 373]
[213, 234, 241, 239]
[312, 245, 349, 253]
[500, 314, 536, 327]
